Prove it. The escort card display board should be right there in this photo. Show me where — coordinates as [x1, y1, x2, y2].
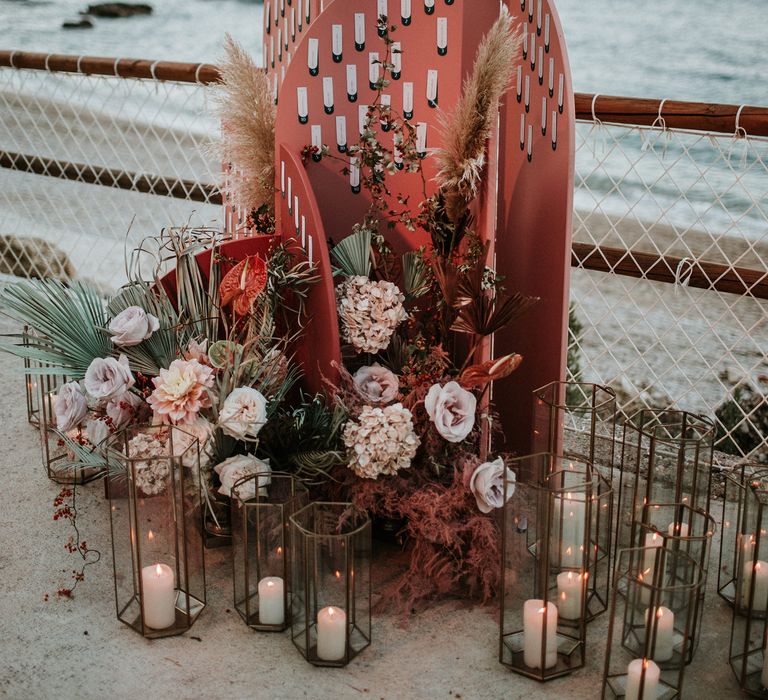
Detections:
[234, 0, 574, 454]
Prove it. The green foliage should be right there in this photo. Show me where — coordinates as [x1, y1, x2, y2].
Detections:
[566, 304, 583, 405]
[330, 227, 373, 278]
[259, 393, 347, 485]
[715, 378, 768, 462]
[0, 279, 112, 376]
[402, 250, 431, 299]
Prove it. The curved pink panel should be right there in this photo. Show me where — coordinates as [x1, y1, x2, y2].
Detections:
[273, 0, 500, 251]
[276, 143, 341, 392]
[493, 0, 574, 455]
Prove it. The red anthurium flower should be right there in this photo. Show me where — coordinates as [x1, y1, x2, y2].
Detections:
[219, 255, 267, 316]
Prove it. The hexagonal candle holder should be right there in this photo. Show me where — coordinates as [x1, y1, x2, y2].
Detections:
[107, 424, 206, 638]
[290, 502, 371, 666]
[500, 456, 614, 680]
[231, 472, 309, 631]
[602, 547, 703, 699]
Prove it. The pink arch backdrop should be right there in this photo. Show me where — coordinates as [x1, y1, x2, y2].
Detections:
[229, 0, 574, 455]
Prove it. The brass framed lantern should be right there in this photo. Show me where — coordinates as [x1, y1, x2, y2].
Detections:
[500, 455, 613, 680]
[719, 464, 768, 607]
[728, 471, 768, 696]
[290, 502, 372, 666]
[630, 502, 715, 664]
[602, 547, 703, 699]
[231, 472, 309, 631]
[22, 326, 40, 428]
[532, 381, 617, 474]
[107, 424, 206, 638]
[615, 409, 715, 562]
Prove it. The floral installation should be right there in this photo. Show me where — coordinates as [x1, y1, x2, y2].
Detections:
[0, 226, 335, 555]
[304, 12, 532, 610]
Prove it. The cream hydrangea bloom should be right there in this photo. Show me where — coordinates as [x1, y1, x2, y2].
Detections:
[343, 403, 419, 479]
[336, 275, 408, 354]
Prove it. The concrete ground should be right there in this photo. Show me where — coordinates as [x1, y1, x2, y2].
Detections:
[0, 312, 742, 699]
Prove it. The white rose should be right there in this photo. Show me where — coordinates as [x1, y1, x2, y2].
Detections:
[214, 454, 271, 499]
[84, 354, 135, 401]
[469, 457, 516, 513]
[108, 306, 160, 347]
[353, 364, 399, 404]
[218, 387, 268, 440]
[85, 417, 109, 447]
[425, 381, 477, 443]
[54, 381, 88, 432]
[106, 391, 144, 428]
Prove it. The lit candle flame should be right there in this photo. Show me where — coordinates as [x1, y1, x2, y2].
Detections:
[328, 606, 336, 617]
[148, 529, 155, 542]
[335, 570, 341, 579]
[267, 580, 275, 589]
[538, 607, 547, 614]
[155, 563, 163, 576]
[277, 546, 283, 556]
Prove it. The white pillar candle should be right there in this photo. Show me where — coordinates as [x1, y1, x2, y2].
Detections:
[140, 563, 176, 629]
[258, 576, 285, 625]
[741, 560, 768, 611]
[557, 571, 585, 620]
[552, 493, 586, 568]
[667, 522, 689, 537]
[645, 606, 674, 662]
[523, 599, 558, 669]
[642, 531, 663, 573]
[626, 658, 660, 700]
[317, 606, 347, 661]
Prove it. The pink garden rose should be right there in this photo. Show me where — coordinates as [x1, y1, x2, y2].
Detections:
[84, 355, 135, 401]
[214, 454, 271, 499]
[55, 381, 88, 431]
[424, 381, 477, 443]
[353, 364, 399, 404]
[469, 457, 516, 513]
[106, 391, 144, 428]
[108, 306, 160, 346]
[147, 359, 215, 425]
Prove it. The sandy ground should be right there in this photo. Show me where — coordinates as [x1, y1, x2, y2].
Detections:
[0, 309, 743, 699]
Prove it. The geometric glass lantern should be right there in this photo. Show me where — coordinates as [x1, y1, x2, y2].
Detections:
[290, 502, 371, 666]
[630, 502, 716, 664]
[602, 546, 703, 699]
[615, 409, 715, 562]
[22, 325, 40, 428]
[37, 370, 102, 484]
[719, 464, 768, 608]
[532, 381, 617, 477]
[107, 424, 206, 638]
[500, 456, 613, 680]
[231, 472, 309, 632]
[729, 473, 768, 696]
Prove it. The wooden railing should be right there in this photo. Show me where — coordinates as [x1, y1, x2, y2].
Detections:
[2, 50, 767, 298]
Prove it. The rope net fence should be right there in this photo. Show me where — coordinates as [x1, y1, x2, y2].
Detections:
[0, 62, 221, 291]
[0, 57, 766, 460]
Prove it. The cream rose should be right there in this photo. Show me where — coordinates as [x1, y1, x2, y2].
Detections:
[218, 387, 268, 440]
[54, 381, 88, 432]
[85, 417, 109, 447]
[106, 391, 144, 428]
[353, 364, 399, 404]
[84, 354, 135, 401]
[469, 457, 516, 513]
[108, 306, 160, 346]
[214, 454, 271, 499]
[425, 381, 477, 443]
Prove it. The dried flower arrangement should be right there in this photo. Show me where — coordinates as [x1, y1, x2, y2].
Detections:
[304, 12, 534, 611]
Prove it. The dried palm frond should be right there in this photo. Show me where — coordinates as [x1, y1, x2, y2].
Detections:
[0, 279, 111, 375]
[213, 34, 276, 212]
[330, 227, 372, 278]
[402, 250, 431, 299]
[434, 7, 522, 221]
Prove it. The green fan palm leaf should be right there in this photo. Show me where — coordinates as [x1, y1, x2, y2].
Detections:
[0, 280, 112, 375]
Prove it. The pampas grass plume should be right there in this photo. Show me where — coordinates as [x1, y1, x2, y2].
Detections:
[214, 34, 276, 213]
[434, 8, 522, 221]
